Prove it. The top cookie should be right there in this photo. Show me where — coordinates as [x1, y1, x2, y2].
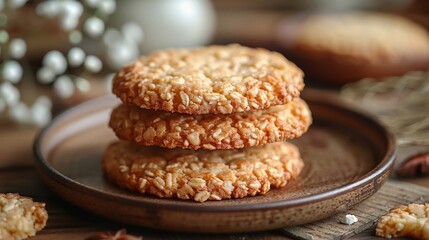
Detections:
[112, 44, 304, 114]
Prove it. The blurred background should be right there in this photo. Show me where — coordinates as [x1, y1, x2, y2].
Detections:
[1, 0, 429, 169]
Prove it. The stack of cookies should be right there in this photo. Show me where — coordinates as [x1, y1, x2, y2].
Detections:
[103, 44, 312, 202]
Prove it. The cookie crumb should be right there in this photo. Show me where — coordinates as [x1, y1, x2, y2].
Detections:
[340, 214, 358, 225]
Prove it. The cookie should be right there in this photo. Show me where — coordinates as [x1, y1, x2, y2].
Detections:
[112, 44, 304, 114]
[102, 141, 304, 202]
[109, 98, 311, 150]
[278, 11, 429, 84]
[376, 203, 429, 239]
[0, 193, 48, 240]
[294, 12, 429, 64]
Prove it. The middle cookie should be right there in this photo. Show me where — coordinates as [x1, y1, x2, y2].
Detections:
[109, 98, 311, 150]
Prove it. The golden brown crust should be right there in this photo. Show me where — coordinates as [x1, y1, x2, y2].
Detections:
[112, 44, 304, 114]
[294, 12, 429, 65]
[109, 98, 311, 150]
[102, 141, 304, 202]
[0, 193, 48, 240]
[376, 203, 429, 239]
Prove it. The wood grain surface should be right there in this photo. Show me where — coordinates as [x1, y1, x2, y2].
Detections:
[1, 168, 426, 239]
[0, 168, 288, 240]
[282, 180, 429, 240]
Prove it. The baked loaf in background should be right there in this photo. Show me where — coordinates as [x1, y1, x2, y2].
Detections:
[278, 11, 429, 85]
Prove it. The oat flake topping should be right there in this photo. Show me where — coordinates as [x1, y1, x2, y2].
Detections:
[112, 44, 304, 114]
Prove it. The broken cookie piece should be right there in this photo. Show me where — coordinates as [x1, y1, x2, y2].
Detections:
[0, 193, 48, 240]
[376, 203, 429, 239]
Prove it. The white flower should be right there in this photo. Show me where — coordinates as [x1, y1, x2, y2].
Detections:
[85, 0, 100, 8]
[8, 0, 27, 9]
[67, 47, 85, 67]
[36, 0, 83, 31]
[103, 25, 142, 69]
[69, 30, 83, 44]
[0, 30, 9, 44]
[9, 38, 26, 59]
[84, 55, 102, 73]
[84, 16, 105, 38]
[34, 95, 52, 109]
[122, 22, 144, 44]
[31, 96, 52, 126]
[54, 75, 74, 98]
[37, 67, 56, 84]
[9, 102, 32, 124]
[106, 40, 139, 69]
[35, 1, 61, 17]
[103, 28, 122, 46]
[63, 0, 83, 17]
[99, 0, 115, 14]
[43, 50, 67, 74]
[2, 60, 23, 83]
[60, 15, 80, 31]
[75, 77, 91, 92]
[0, 82, 20, 105]
[61, 1, 83, 30]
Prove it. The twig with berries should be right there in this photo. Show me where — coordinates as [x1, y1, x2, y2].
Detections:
[396, 151, 429, 177]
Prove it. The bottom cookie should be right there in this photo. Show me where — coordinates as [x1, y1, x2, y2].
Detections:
[102, 141, 304, 202]
[0, 193, 48, 240]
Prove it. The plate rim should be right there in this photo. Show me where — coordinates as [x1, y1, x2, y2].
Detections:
[33, 91, 396, 212]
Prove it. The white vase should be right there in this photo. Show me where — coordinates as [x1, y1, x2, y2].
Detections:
[110, 0, 216, 53]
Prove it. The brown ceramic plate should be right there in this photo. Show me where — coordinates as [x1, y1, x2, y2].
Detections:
[33, 89, 396, 233]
